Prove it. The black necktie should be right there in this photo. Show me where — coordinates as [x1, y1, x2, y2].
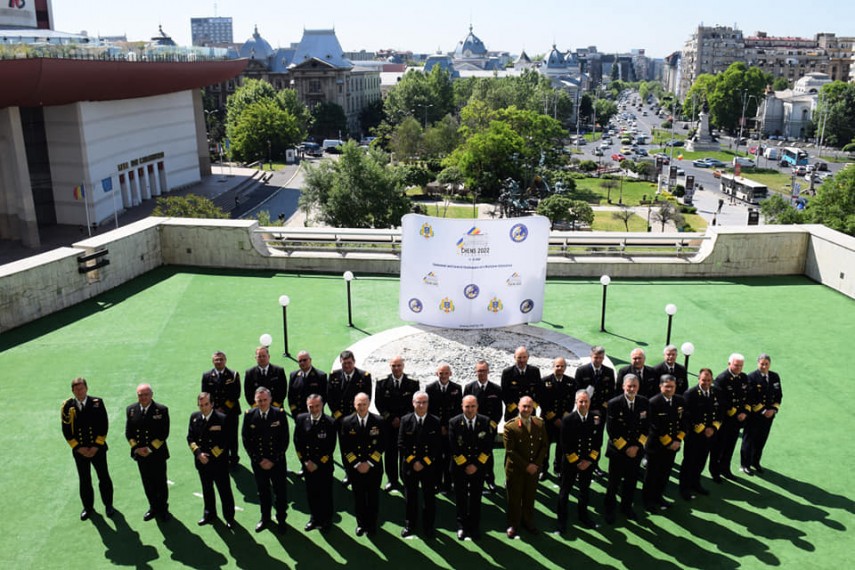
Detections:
[261, 368, 267, 377]
[312, 418, 318, 427]
[468, 420, 474, 431]
[629, 401, 634, 412]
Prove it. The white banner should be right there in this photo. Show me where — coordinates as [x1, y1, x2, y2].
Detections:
[399, 214, 550, 329]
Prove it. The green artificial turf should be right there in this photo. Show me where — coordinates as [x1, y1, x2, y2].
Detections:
[1, 267, 853, 569]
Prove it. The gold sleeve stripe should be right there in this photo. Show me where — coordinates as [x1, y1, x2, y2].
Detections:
[320, 456, 329, 463]
[405, 454, 416, 463]
[566, 453, 580, 463]
[454, 455, 467, 465]
[477, 453, 489, 464]
[423, 457, 432, 465]
[95, 436, 106, 445]
[370, 451, 382, 462]
[613, 437, 627, 450]
[590, 450, 600, 460]
[67, 439, 79, 449]
[151, 439, 163, 449]
[694, 424, 705, 433]
[638, 434, 648, 446]
[659, 435, 673, 446]
[212, 446, 223, 457]
[190, 443, 200, 452]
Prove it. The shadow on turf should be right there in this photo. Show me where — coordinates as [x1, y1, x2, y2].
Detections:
[91, 510, 159, 568]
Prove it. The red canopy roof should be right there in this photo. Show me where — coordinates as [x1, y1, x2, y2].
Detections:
[0, 58, 248, 108]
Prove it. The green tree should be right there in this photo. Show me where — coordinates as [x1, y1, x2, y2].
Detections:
[422, 114, 460, 159]
[359, 99, 386, 137]
[300, 142, 411, 228]
[151, 195, 229, 219]
[704, 62, 771, 133]
[772, 77, 789, 91]
[567, 200, 595, 230]
[493, 106, 567, 186]
[275, 89, 312, 136]
[389, 116, 423, 162]
[760, 193, 804, 225]
[227, 99, 302, 162]
[226, 78, 277, 121]
[804, 166, 855, 235]
[444, 120, 524, 198]
[536, 194, 574, 229]
[311, 102, 348, 141]
[383, 69, 434, 126]
[594, 99, 619, 128]
[812, 82, 855, 147]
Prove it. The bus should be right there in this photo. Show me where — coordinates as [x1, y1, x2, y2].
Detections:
[780, 147, 808, 167]
[719, 173, 769, 204]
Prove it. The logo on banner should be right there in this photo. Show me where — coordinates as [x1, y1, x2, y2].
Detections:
[439, 297, 455, 313]
[509, 223, 529, 243]
[422, 272, 439, 286]
[419, 223, 434, 239]
[408, 298, 424, 313]
[463, 284, 480, 299]
[456, 226, 490, 257]
[487, 297, 503, 313]
[520, 299, 535, 314]
[506, 272, 522, 286]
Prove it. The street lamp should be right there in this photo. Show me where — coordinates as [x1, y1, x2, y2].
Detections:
[599, 275, 611, 332]
[664, 303, 677, 346]
[343, 271, 355, 327]
[259, 333, 273, 348]
[278, 295, 290, 357]
[681, 341, 695, 371]
[413, 104, 433, 128]
[736, 91, 759, 156]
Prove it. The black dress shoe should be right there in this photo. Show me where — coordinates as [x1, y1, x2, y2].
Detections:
[506, 526, 517, 539]
[712, 475, 724, 484]
[355, 526, 365, 537]
[580, 517, 599, 529]
[105, 506, 116, 518]
[80, 509, 92, 521]
[722, 471, 738, 481]
[277, 521, 287, 534]
[680, 489, 695, 500]
[225, 519, 236, 530]
[694, 486, 710, 496]
[623, 509, 638, 521]
[740, 466, 754, 476]
[538, 471, 547, 481]
[457, 529, 466, 540]
[659, 499, 673, 510]
[752, 464, 765, 474]
[255, 520, 269, 533]
[604, 511, 616, 525]
[383, 482, 397, 492]
[159, 511, 173, 522]
[143, 510, 156, 522]
[304, 521, 317, 532]
[198, 516, 214, 526]
[424, 528, 435, 539]
[401, 527, 414, 538]
[341, 476, 350, 488]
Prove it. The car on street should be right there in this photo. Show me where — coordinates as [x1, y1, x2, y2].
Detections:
[653, 153, 670, 165]
[733, 156, 756, 168]
[635, 148, 649, 156]
[611, 153, 626, 162]
[702, 158, 726, 167]
[692, 159, 710, 168]
[665, 140, 685, 147]
[593, 148, 603, 156]
[792, 165, 807, 176]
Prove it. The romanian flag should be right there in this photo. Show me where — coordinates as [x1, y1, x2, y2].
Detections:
[72, 185, 85, 201]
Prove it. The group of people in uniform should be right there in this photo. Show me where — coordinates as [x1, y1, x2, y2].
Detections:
[61, 343, 782, 540]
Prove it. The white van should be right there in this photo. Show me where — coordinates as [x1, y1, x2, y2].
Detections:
[322, 139, 344, 152]
[763, 147, 780, 160]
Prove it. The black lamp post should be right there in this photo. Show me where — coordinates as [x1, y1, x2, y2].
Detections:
[343, 271, 354, 327]
[681, 341, 695, 372]
[665, 303, 677, 346]
[278, 295, 290, 357]
[599, 275, 611, 332]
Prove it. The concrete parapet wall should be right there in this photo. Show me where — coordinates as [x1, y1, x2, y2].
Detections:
[2, 218, 852, 332]
[0, 218, 163, 331]
[804, 224, 855, 298]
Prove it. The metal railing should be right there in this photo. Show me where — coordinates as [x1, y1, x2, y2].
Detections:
[256, 227, 708, 258]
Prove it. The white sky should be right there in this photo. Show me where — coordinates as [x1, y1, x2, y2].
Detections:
[50, 0, 854, 59]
